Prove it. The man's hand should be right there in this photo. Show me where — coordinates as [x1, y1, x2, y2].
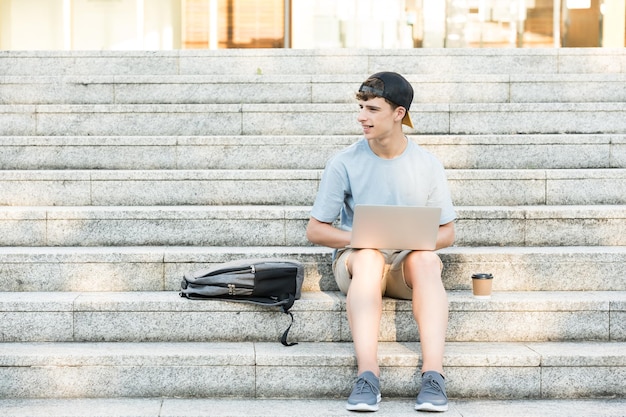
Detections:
[436, 221, 455, 250]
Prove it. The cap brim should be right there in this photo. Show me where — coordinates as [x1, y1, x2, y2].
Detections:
[402, 111, 414, 129]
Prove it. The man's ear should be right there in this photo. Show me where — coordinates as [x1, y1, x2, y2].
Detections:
[395, 106, 407, 123]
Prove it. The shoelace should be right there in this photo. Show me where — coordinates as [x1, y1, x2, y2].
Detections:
[354, 376, 380, 395]
[422, 375, 447, 398]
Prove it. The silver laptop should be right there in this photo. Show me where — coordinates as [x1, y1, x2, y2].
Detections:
[349, 205, 442, 250]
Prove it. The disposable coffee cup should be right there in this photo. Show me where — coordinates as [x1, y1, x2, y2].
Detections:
[471, 273, 493, 299]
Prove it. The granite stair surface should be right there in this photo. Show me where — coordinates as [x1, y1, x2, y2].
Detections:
[1, 398, 626, 417]
[0, 48, 625, 416]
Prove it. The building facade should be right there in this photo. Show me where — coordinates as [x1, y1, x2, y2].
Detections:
[0, 0, 624, 50]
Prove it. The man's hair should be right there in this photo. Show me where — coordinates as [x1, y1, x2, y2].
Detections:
[356, 77, 399, 110]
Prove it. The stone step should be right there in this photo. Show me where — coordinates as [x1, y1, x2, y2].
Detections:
[0, 340, 623, 399]
[0, 205, 624, 247]
[0, 169, 319, 207]
[0, 169, 624, 206]
[3, 74, 626, 105]
[1, 134, 624, 170]
[3, 103, 626, 136]
[448, 169, 626, 205]
[2, 397, 626, 417]
[0, 246, 624, 293]
[1, 290, 624, 343]
[1, 49, 624, 76]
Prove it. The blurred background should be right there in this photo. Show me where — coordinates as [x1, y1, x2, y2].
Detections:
[0, 0, 624, 50]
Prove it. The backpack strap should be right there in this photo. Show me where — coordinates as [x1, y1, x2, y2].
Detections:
[280, 310, 297, 347]
[280, 293, 297, 346]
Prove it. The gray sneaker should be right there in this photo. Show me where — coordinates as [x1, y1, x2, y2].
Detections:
[415, 371, 448, 412]
[346, 371, 381, 412]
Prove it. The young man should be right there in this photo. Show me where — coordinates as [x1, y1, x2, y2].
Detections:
[306, 72, 456, 412]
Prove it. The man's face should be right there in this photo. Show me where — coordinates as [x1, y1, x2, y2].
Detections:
[357, 97, 399, 140]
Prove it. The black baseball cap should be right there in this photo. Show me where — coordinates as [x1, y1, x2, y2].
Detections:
[358, 71, 414, 128]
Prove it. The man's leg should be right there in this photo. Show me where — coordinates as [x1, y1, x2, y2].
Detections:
[346, 248, 385, 376]
[340, 249, 385, 411]
[403, 250, 449, 412]
[403, 250, 447, 374]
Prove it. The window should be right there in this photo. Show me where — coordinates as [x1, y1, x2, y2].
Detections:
[182, 0, 285, 49]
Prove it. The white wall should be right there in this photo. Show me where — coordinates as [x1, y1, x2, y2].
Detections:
[72, 0, 138, 50]
[603, 0, 626, 47]
[0, 0, 11, 49]
[0, 0, 65, 50]
[143, 0, 180, 49]
[0, 0, 180, 50]
[292, 0, 411, 48]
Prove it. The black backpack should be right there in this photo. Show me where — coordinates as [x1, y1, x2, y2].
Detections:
[180, 258, 304, 346]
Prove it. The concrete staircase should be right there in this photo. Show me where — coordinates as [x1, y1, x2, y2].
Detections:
[0, 49, 625, 413]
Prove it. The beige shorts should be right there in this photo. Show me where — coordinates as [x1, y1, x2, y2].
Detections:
[332, 248, 443, 300]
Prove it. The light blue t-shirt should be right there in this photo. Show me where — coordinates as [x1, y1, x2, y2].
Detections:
[310, 138, 456, 231]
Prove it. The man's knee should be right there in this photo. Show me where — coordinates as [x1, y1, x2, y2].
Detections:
[403, 251, 443, 286]
[406, 250, 440, 267]
[347, 249, 386, 289]
[348, 248, 385, 271]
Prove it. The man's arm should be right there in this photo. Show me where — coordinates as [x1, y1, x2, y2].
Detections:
[435, 221, 455, 250]
[306, 217, 351, 249]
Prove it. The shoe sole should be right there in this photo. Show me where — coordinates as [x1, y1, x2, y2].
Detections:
[346, 402, 379, 412]
[346, 403, 378, 411]
[415, 402, 448, 412]
[346, 395, 381, 412]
